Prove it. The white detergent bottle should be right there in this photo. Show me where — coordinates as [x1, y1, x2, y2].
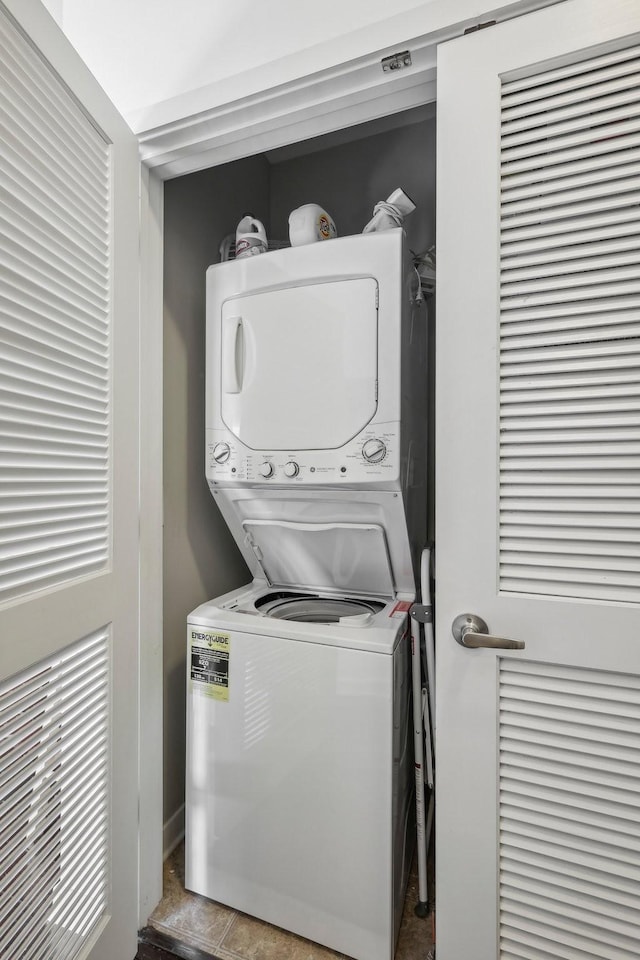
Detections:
[235, 215, 268, 258]
[288, 204, 337, 246]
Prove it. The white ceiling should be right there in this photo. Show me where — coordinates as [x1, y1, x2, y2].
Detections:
[46, 0, 440, 127]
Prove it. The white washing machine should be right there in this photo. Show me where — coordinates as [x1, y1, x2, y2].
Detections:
[185, 539, 414, 960]
[186, 229, 428, 960]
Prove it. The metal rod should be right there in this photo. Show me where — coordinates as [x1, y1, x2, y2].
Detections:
[422, 548, 436, 730]
[411, 614, 428, 906]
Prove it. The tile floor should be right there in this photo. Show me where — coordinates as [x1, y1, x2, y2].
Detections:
[148, 842, 434, 960]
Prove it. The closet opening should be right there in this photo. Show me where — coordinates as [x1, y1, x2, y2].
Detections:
[154, 101, 437, 960]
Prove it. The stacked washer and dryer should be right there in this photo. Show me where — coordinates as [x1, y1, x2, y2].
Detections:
[185, 229, 428, 960]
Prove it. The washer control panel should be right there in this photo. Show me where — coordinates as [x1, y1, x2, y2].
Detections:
[206, 424, 400, 484]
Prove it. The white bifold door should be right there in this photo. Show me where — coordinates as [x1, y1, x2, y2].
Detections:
[0, 2, 140, 960]
[436, 1, 640, 958]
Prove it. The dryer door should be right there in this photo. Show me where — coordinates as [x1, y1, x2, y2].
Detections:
[220, 278, 378, 450]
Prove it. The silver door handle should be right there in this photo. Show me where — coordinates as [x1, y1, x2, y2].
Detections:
[452, 614, 525, 650]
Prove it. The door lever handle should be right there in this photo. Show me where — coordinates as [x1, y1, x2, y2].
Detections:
[452, 614, 525, 650]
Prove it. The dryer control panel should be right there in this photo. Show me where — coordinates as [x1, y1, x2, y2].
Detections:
[206, 422, 401, 486]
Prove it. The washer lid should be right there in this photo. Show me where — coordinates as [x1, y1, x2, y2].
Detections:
[242, 520, 394, 597]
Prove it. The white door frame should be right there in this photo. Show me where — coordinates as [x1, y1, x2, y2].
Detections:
[136, 0, 564, 924]
[138, 165, 165, 925]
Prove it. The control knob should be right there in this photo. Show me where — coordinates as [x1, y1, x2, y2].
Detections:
[212, 442, 231, 464]
[284, 461, 300, 478]
[362, 438, 387, 464]
[259, 461, 274, 479]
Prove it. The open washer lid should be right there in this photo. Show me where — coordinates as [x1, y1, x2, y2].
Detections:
[242, 520, 395, 598]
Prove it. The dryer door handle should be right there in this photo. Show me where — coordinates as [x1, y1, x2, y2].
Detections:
[223, 316, 244, 394]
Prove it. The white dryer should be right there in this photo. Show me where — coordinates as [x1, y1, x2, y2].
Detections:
[204, 228, 428, 573]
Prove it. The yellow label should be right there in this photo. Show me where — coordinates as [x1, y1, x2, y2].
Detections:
[190, 628, 230, 701]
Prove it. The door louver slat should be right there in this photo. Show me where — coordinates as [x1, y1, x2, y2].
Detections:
[502, 115, 640, 162]
[501, 129, 640, 179]
[502, 797, 639, 841]
[0, 360, 107, 402]
[0, 91, 108, 221]
[503, 227, 640, 264]
[502, 156, 640, 200]
[0, 10, 111, 605]
[1, 187, 108, 280]
[502, 249, 640, 282]
[502, 43, 640, 100]
[502, 208, 640, 245]
[1, 247, 109, 316]
[499, 46, 640, 603]
[502, 189, 640, 227]
[1, 147, 109, 252]
[502, 71, 640, 127]
[2, 275, 109, 343]
[499, 660, 640, 959]
[502, 99, 640, 147]
[0, 385, 106, 415]
[0, 401, 107, 431]
[501, 310, 640, 338]
[0, 17, 106, 165]
[1, 219, 108, 304]
[0, 60, 109, 190]
[0, 630, 110, 960]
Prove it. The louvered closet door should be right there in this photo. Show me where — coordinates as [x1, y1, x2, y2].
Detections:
[0, 3, 140, 960]
[436, 3, 640, 959]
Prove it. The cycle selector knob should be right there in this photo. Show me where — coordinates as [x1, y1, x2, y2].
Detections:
[259, 461, 274, 479]
[362, 438, 387, 464]
[284, 461, 300, 478]
[213, 442, 231, 464]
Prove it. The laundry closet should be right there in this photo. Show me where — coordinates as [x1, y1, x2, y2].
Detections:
[161, 103, 437, 851]
[6, 4, 640, 959]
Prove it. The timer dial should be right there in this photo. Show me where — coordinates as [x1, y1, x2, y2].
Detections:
[362, 438, 387, 464]
[259, 461, 274, 478]
[212, 442, 231, 464]
[284, 461, 300, 478]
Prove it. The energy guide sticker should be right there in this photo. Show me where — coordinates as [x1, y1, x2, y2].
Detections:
[190, 628, 230, 701]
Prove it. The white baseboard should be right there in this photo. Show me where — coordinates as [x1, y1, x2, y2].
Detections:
[163, 803, 185, 860]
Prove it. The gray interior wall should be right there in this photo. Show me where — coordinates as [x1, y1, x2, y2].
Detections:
[162, 115, 437, 833]
[268, 116, 436, 256]
[162, 156, 268, 828]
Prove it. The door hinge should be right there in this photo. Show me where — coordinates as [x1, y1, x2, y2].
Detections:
[464, 20, 496, 34]
[381, 50, 412, 73]
[410, 603, 433, 624]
